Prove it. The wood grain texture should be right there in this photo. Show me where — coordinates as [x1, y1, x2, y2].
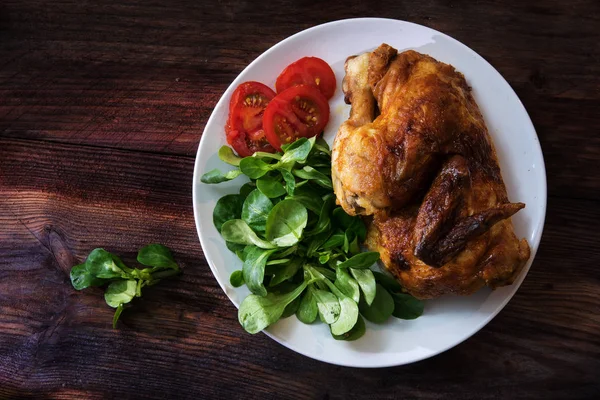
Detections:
[1, 0, 599, 198]
[1, 0, 599, 399]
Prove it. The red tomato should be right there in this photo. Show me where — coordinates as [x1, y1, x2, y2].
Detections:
[226, 81, 277, 157]
[275, 57, 336, 99]
[263, 84, 330, 150]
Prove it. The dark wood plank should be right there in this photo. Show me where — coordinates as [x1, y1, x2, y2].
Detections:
[1, 0, 599, 200]
[0, 139, 598, 399]
[1, 0, 600, 398]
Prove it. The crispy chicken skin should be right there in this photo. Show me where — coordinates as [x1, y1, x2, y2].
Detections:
[332, 44, 530, 299]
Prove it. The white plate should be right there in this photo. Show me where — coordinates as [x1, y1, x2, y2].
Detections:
[192, 18, 546, 368]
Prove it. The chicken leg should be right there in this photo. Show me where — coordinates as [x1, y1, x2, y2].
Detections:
[332, 44, 530, 299]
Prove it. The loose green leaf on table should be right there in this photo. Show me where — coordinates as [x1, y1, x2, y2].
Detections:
[111, 253, 134, 274]
[105, 279, 137, 308]
[112, 304, 124, 329]
[137, 244, 178, 270]
[70, 263, 108, 290]
[89, 248, 130, 279]
[70, 248, 130, 290]
[70, 245, 181, 329]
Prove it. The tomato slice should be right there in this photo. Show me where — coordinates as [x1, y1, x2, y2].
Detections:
[263, 84, 330, 151]
[275, 57, 336, 99]
[226, 81, 277, 157]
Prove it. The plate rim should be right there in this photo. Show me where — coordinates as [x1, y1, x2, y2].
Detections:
[192, 17, 547, 368]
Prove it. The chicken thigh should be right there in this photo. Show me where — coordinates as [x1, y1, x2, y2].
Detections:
[332, 44, 530, 299]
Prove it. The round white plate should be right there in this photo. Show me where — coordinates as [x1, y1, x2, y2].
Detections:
[192, 18, 546, 368]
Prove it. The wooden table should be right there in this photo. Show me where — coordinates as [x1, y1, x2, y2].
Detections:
[1, 1, 599, 398]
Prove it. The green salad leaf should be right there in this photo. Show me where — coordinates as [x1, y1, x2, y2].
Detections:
[311, 286, 341, 324]
[391, 293, 425, 320]
[331, 314, 366, 341]
[335, 266, 360, 303]
[296, 288, 318, 324]
[257, 177, 287, 198]
[202, 137, 425, 338]
[350, 268, 376, 306]
[358, 284, 395, 323]
[238, 281, 308, 334]
[221, 219, 277, 249]
[218, 145, 242, 166]
[201, 168, 243, 184]
[337, 252, 380, 270]
[230, 270, 245, 287]
[265, 199, 308, 247]
[243, 247, 277, 297]
[213, 194, 244, 233]
[242, 189, 274, 232]
[239, 157, 272, 179]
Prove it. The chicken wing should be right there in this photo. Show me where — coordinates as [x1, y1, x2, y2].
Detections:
[332, 44, 530, 299]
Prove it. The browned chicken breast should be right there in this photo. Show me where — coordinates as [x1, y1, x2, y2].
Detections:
[332, 44, 530, 299]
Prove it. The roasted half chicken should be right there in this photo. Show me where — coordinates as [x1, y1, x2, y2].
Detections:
[332, 44, 530, 299]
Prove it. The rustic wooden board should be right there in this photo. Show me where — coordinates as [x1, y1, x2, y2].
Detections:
[1, 139, 599, 398]
[1, 0, 599, 398]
